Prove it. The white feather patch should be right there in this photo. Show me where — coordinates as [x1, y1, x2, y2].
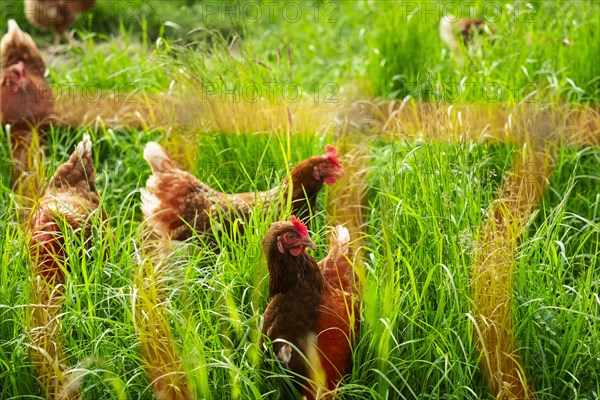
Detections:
[145, 175, 157, 190]
[277, 344, 292, 366]
[335, 225, 350, 245]
[439, 16, 459, 51]
[140, 188, 159, 218]
[143, 142, 172, 173]
[7, 19, 20, 35]
[76, 134, 92, 158]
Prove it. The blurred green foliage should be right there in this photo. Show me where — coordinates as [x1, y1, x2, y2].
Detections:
[1, 0, 597, 102]
[0, 0, 245, 42]
[370, 0, 600, 103]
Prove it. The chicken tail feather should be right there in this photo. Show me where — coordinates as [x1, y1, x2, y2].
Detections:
[1, 19, 39, 64]
[332, 225, 350, 253]
[143, 142, 177, 174]
[48, 135, 96, 194]
[2, 20, 25, 48]
[319, 225, 353, 293]
[142, 142, 203, 240]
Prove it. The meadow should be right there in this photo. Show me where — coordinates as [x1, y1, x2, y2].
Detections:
[0, 1, 599, 399]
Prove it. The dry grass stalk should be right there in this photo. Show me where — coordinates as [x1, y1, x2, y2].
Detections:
[133, 255, 194, 400]
[326, 102, 379, 296]
[55, 91, 598, 147]
[54, 92, 339, 135]
[28, 269, 79, 399]
[10, 129, 47, 217]
[471, 110, 561, 399]
[381, 102, 599, 146]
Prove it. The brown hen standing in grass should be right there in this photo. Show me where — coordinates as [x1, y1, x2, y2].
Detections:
[29, 134, 101, 285]
[27, 135, 101, 400]
[25, 0, 97, 44]
[262, 217, 358, 399]
[1, 19, 53, 188]
[141, 143, 345, 241]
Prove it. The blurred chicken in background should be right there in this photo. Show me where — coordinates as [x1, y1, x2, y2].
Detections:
[1, 19, 53, 197]
[439, 15, 495, 61]
[25, 0, 96, 44]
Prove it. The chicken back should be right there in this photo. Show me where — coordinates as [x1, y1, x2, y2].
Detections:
[28, 135, 101, 285]
[262, 217, 358, 399]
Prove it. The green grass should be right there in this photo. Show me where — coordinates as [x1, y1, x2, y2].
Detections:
[1, 0, 599, 398]
[370, 0, 600, 103]
[4, 1, 371, 98]
[3, 1, 597, 102]
[1, 129, 598, 398]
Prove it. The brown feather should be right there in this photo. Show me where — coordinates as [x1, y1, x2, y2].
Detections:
[28, 136, 101, 285]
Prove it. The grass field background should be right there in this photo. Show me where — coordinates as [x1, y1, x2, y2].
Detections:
[1, 0, 599, 399]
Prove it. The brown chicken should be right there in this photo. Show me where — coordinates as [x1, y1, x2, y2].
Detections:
[141, 143, 345, 241]
[262, 217, 358, 399]
[1, 19, 52, 125]
[29, 135, 101, 285]
[1, 19, 53, 187]
[439, 16, 495, 58]
[25, 0, 97, 44]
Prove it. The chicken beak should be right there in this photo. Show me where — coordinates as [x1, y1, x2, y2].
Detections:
[302, 237, 316, 251]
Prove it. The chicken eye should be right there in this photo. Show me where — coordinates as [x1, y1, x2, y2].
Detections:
[321, 163, 330, 171]
[286, 232, 296, 240]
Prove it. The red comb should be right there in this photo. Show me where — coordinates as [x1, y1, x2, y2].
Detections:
[324, 145, 342, 169]
[290, 216, 309, 237]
